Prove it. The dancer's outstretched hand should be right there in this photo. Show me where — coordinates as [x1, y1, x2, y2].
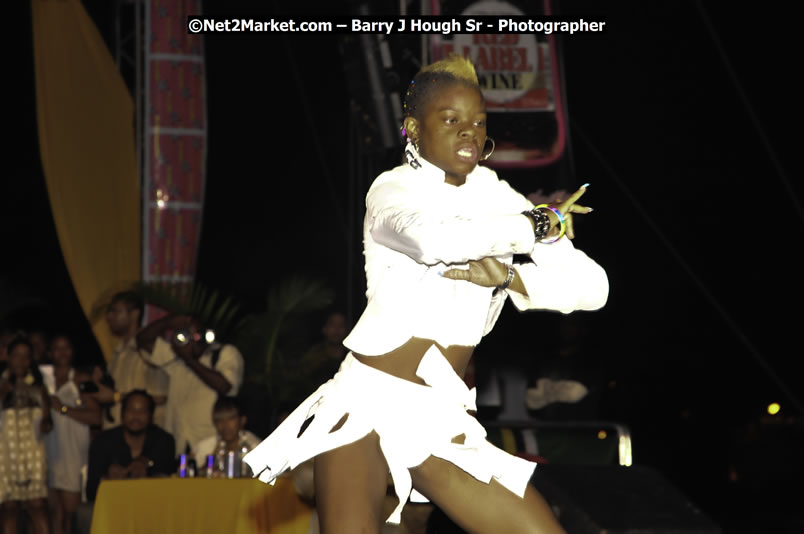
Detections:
[544, 184, 593, 240]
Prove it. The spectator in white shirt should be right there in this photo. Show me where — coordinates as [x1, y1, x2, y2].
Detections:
[137, 315, 244, 456]
[93, 292, 168, 428]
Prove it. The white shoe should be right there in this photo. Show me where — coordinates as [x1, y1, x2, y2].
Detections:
[526, 378, 588, 410]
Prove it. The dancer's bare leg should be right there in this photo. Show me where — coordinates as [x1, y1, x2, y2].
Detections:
[411, 455, 565, 534]
[314, 431, 389, 534]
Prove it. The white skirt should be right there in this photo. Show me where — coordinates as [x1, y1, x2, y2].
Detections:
[243, 345, 536, 524]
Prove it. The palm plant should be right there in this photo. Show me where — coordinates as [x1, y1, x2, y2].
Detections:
[237, 274, 334, 402]
[91, 281, 246, 343]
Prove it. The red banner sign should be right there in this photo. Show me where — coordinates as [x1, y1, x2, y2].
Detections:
[431, 0, 566, 167]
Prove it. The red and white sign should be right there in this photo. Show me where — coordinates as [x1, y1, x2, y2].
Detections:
[430, 0, 566, 167]
[452, 1, 553, 112]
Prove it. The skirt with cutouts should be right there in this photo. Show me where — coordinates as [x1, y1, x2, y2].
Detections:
[243, 345, 536, 524]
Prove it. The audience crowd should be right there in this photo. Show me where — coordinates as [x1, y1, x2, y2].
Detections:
[0, 291, 295, 534]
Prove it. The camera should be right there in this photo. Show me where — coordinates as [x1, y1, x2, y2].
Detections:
[173, 328, 216, 346]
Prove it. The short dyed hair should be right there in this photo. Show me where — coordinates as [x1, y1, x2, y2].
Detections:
[404, 54, 481, 119]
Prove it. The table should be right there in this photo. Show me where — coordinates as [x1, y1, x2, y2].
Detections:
[90, 476, 313, 534]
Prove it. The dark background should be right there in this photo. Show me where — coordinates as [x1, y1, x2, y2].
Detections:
[5, 1, 803, 532]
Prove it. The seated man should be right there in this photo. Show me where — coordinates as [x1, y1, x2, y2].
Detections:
[85, 390, 175, 501]
[137, 314, 244, 456]
[193, 396, 261, 472]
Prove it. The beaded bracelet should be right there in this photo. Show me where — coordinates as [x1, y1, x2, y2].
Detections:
[521, 208, 551, 242]
[534, 204, 566, 244]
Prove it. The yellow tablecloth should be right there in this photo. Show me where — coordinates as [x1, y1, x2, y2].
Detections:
[90, 476, 313, 534]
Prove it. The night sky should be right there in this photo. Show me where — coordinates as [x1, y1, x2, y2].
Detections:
[5, 0, 803, 531]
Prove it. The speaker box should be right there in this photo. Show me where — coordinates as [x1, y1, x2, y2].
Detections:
[530, 465, 721, 534]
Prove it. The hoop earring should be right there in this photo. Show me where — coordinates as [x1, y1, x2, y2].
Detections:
[482, 137, 496, 160]
[405, 139, 422, 169]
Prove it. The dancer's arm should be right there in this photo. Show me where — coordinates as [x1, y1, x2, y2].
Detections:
[489, 181, 607, 312]
[510, 240, 609, 312]
[442, 242, 608, 313]
[368, 180, 538, 265]
[438, 179, 606, 312]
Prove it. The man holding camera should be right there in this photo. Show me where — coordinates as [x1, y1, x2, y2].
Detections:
[97, 291, 169, 428]
[136, 314, 244, 456]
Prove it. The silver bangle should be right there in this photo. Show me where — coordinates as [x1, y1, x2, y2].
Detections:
[497, 264, 515, 291]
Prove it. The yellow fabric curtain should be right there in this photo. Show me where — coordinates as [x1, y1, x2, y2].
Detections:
[32, 0, 140, 360]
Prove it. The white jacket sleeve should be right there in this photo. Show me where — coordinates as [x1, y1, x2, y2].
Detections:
[507, 237, 609, 313]
[367, 180, 536, 266]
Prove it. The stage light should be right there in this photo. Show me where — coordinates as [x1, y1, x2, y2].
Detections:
[767, 402, 781, 415]
[156, 188, 169, 209]
[618, 434, 633, 467]
[597, 430, 607, 440]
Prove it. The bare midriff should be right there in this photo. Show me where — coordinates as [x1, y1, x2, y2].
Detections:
[353, 337, 474, 385]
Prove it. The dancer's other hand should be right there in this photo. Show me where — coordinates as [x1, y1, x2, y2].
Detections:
[441, 257, 508, 288]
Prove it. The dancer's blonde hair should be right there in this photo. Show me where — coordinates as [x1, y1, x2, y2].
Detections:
[404, 54, 481, 118]
[419, 53, 479, 86]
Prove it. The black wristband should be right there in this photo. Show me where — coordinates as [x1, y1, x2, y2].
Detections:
[522, 208, 551, 242]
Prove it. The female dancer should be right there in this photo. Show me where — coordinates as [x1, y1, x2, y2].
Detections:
[245, 55, 608, 534]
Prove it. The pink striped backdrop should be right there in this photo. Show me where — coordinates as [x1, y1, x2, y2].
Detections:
[143, 0, 206, 321]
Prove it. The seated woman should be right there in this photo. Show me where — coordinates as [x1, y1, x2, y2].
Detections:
[245, 55, 608, 534]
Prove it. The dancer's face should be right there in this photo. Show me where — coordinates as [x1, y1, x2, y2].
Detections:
[406, 83, 487, 186]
